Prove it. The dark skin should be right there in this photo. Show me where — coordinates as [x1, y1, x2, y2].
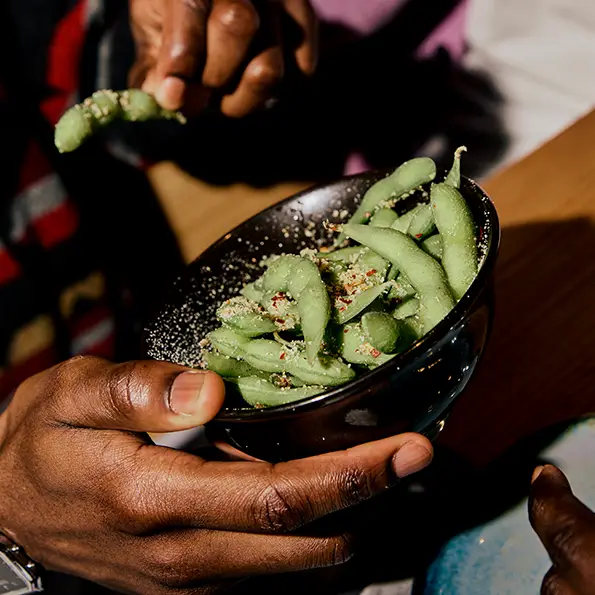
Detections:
[530, 465, 595, 595]
[128, 0, 319, 117]
[0, 356, 433, 594]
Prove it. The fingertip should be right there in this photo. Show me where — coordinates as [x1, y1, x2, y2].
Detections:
[537, 464, 572, 490]
[194, 370, 227, 425]
[141, 70, 160, 95]
[532, 465, 545, 484]
[392, 436, 433, 479]
[155, 76, 186, 111]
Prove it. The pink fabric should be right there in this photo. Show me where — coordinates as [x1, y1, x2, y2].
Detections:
[310, 0, 470, 175]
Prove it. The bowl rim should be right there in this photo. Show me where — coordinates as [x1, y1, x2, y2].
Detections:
[156, 170, 501, 423]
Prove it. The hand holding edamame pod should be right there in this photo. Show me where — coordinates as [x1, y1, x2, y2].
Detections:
[54, 89, 186, 153]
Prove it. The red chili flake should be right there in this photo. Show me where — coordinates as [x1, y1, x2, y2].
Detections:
[365, 269, 377, 276]
[415, 233, 423, 239]
[478, 228, 484, 242]
[371, 349, 381, 358]
[343, 328, 349, 333]
[275, 318, 285, 324]
[339, 307, 346, 312]
[339, 297, 352, 304]
[280, 352, 286, 360]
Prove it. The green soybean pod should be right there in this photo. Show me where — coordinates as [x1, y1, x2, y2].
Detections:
[241, 280, 265, 303]
[287, 352, 356, 386]
[290, 259, 330, 353]
[262, 255, 331, 362]
[370, 208, 399, 228]
[207, 327, 251, 358]
[342, 224, 455, 334]
[321, 260, 348, 286]
[430, 182, 478, 300]
[390, 204, 423, 234]
[216, 298, 276, 337]
[420, 234, 443, 260]
[54, 89, 186, 153]
[407, 204, 436, 240]
[54, 105, 96, 154]
[392, 297, 420, 320]
[356, 248, 390, 284]
[336, 157, 436, 244]
[261, 255, 295, 292]
[316, 246, 364, 262]
[228, 377, 325, 408]
[202, 352, 267, 379]
[336, 282, 391, 325]
[339, 322, 396, 367]
[387, 276, 416, 302]
[240, 339, 288, 373]
[361, 312, 400, 353]
[444, 146, 467, 188]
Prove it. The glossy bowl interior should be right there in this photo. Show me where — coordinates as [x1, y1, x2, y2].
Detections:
[142, 170, 500, 462]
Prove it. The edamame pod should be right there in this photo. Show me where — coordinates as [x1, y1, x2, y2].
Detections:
[227, 377, 324, 408]
[317, 246, 364, 262]
[430, 182, 478, 300]
[370, 208, 399, 228]
[387, 277, 416, 302]
[208, 326, 252, 358]
[336, 158, 436, 244]
[355, 248, 390, 285]
[202, 352, 267, 379]
[407, 204, 436, 240]
[211, 329, 354, 386]
[336, 282, 391, 324]
[241, 280, 265, 303]
[261, 255, 330, 362]
[342, 224, 455, 333]
[54, 89, 186, 153]
[420, 234, 443, 260]
[392, 298, 420, 320]
[339, 323, 396, 367]
[361, 312, 400, 353]
[216, 297, 276, 337]
[390, 204, 423, 233]
[444, 146, 467, 188]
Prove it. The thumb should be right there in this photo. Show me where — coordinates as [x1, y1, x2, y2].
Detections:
[43, 356, 225, 432]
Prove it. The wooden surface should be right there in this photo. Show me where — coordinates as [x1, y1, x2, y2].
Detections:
[148, 108, 595, 466]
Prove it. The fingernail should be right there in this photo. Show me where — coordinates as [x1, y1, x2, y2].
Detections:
[392, 442, 433, 479]
[169, 371, 207, 416]
[155, 76, 185, 110]
[532, 466, 544, 484]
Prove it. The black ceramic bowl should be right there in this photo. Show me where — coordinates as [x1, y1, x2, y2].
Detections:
[142, 170, 500, 462]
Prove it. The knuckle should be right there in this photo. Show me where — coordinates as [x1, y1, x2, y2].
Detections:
[549, 515, 587, 569]
[106, 470, 154, 533]
[254, 472, 305, 532]
[215, 1, 259, 38]
[541, 568, 563, 595]
[105, 361, 145, 422]
[245, 57, 283, 89]
[145, 546, 190, 588]
[337, 464, 377, 508]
